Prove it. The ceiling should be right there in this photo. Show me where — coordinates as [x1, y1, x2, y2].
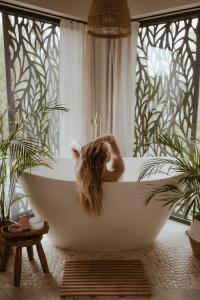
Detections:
[12, 0, 200, 19]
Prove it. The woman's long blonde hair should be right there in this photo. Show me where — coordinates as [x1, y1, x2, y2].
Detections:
[76, 142, 108, 216]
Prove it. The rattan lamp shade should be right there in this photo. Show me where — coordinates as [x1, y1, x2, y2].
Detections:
[87, 0, 132, 38]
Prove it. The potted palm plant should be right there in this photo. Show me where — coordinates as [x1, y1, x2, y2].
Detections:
[0, 103, 68, 228]
[138, 133, 200, 259]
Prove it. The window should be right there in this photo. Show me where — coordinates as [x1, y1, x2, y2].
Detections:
[135, 16, 200, 157]
[135, 14, 200, 222]
[0, 13, 7, 131]
[0, 8, 60, 217]
[2, 11, 60, 153]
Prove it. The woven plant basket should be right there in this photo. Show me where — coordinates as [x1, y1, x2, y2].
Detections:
[187, 231, 200, 260]
[87, 0, 131, 38]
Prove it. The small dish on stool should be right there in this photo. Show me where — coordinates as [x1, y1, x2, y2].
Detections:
[8, 224, 23, 233]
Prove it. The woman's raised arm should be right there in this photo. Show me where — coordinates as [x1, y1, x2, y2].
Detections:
[92, 135, 125, 181]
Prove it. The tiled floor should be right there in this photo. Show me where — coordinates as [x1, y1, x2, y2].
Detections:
[0, 220, 200, 299]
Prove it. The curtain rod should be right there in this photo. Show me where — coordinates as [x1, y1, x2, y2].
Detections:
[0, 1, 87, 24]
[132, 5, 200, 22]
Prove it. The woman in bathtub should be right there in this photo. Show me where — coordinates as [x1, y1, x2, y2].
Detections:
[71, 135, 125, 216]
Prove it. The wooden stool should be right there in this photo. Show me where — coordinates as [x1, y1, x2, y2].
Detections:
[0, 222, 49, 287]
[0, 238, 4, 257]
[0, 221, 15, 257]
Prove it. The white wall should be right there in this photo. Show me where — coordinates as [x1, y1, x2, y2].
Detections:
[13, 0, 200, 19]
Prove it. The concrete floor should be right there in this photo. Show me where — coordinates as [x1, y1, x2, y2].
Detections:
[1, 288, 200, 300]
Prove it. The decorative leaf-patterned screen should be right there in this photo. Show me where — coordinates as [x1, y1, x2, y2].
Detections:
[134, 17, 200, 157]
[2, 13, 60, 153]
[1, 12, 60, 217]
[135, 17, 200, 222]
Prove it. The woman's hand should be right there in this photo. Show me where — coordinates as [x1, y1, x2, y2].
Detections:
[92, 134, 115, 145]
[70, 140, 82, 159]
[102, 134, 115, 143]
[85, 135, 115, 156]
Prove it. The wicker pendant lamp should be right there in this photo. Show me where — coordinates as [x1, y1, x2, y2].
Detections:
[87, 0, 132, 38]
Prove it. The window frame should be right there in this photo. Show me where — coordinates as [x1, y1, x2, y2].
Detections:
[0, 6, 61, 219]
[135, 10, 200, 225]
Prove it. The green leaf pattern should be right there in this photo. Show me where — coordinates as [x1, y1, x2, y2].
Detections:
[135, 18, 199, 157]
[3, 14, 60, 154]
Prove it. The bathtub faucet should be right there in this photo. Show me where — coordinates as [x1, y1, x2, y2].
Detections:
[91, 111, 102, 139]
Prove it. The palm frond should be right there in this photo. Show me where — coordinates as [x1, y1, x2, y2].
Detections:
[8, 194, 27, 210]
[138, 157, 176, 181]
[24, 102, 69, 121]
[145, 184, 182, 209]
[0, 102, 68, 222]
[153, 133, 187, 156]
[6, 194, 27, 221]
[138, 133, 200, 219]
[9, 137, 52, 160]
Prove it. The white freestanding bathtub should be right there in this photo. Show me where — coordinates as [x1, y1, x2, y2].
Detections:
[21, 157, 179, 250]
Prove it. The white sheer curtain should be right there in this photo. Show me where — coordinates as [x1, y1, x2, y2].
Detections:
[59, 20, 139, 157]
[90, 22, 139, 156]
[59, 20, 91, 156]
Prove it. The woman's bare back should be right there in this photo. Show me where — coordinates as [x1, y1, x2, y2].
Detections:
[71, 135, 125, 182]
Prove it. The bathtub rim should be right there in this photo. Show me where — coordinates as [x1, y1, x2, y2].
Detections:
[22, 157, 182, 185]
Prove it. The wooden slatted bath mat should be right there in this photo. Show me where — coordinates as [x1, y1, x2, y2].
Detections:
[61, 260, 151, 297]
